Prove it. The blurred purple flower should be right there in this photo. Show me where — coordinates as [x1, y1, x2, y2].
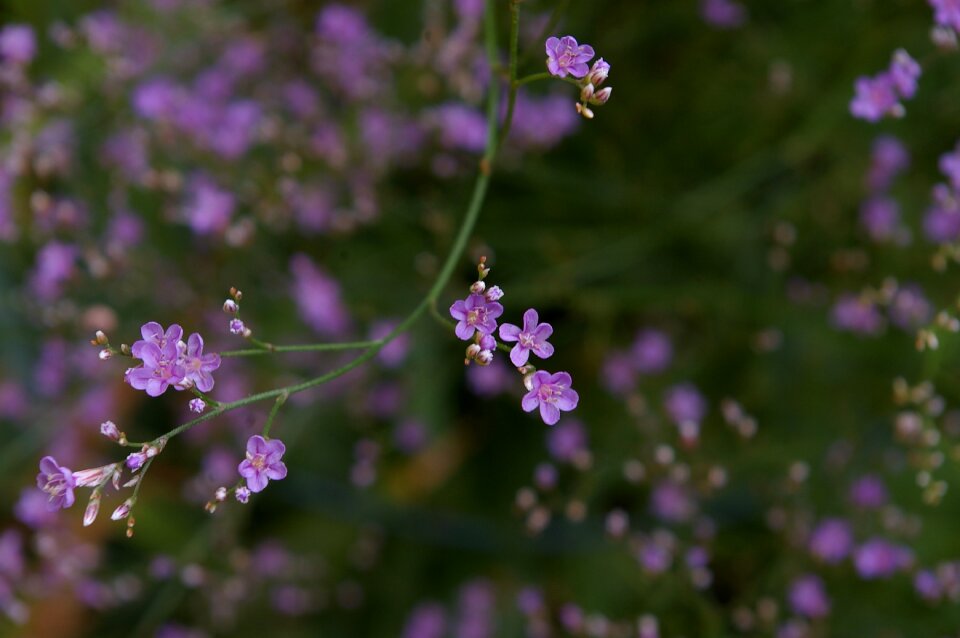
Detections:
[809, 518, 854, 564]
[889, 285, 932, 331]
[663, 383, 707, 425]
[832, 294, 884, 335]
[789, 574, 831, 618]
[866, 135, 909, 191]
[547, 419, 587, 461]
[850, 75, 899, 122]
[701, 0, 747, 28]
[290, 254, 350, 336]
[860, 197, 901, 242]
[854, 538, 913, 579]
[0, 24, 36, 65]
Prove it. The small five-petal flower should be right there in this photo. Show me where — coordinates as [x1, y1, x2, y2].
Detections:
[238, 435, 288, 493]
[499, 309, 554, 367]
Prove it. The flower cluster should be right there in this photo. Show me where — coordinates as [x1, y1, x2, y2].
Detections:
[922, 140, 960, 247]
[123, 322, 221, 397]
[849, 49, 921, 122]
[450, 259, 578, 425]
[545, 36, 613, 119]
[860, 136, 910, 244]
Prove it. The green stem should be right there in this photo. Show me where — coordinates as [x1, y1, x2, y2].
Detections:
[515, 71, 553, 86]
[498, 0, 522, 144]
[143, 0, 514, 446]
[262, 392, 288, 438]
[220, 340, 382, 357]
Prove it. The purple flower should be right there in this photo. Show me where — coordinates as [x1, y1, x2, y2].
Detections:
[36, 456, 76, 511]
[235, 486, 251, 503]
[132, 322, 183, 359]
[633, 329, 673, 374]
[547, 419, 588, 461]
[854, 538, 913, 579]
[849, 474, 888, 508]
[0, 25, 37, 65]
[931, 0, 960, 31]
[238, 435, 288, 493]
[809, 518, 853, 564]
[939, 143, 960, 189]
[860, 197, 901, 242]
[450, 293, 503, 341]
[290, 254, 350, 337]
[924, 185, 960, 243]
[650, 481, 695, 523]
[125, 340, 185, 397]
[889, 285, 932, 331]
[788, 574, 831, 619]
[850, 74, 900, 122]
[180, 333, 221, 392]
[701, 0, 747, 28]
[499, 309, 554, 367]
[867, 135, 909, 191]
[663, 383, 707, 425]
[126, 452, 147, 471]
[189, 398, 206, 414]
[889, 49, 921, 99]
[545, 36, 595, 79]
[915, 570, 942, 601]
[522, 371, 579, 425]
[832, 294, 884, 335]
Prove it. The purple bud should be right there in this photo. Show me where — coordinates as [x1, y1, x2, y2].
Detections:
[111, 498, 134, 520]
[479, 334, 496, 350]
[126, 452, 147, 471]
[470, 280, 486, 295]
[229, 318, 246, 335]
[235, 486, 251, 503]
[223, 299, 239, 314]
[590, 87, 612, 105]
[485, 286, 504, 301]
[100, 420, 120, 441]
[189, 398, 206, 414]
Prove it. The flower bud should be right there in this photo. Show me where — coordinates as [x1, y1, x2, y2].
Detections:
[189, 398, 206, 414]
[590, 87, 612, 106]
[73, 464, 118, 488]
[580, 82, 595, 103]
[465, 344, 482, 362]
[126, 452, 147, 471]
[485, 286, 504, 301]
[523, 371, 537, 391]
[470, 280, 486, 294]
[479, 334, 496, 350]
[111, 498, 135, 521]
[587, 58, 610, 86]
[575, 103, 594, 119]
[94, 330, 108, 345]
[98, 349, 112, 361]
[223, 299, 239, 314]
[229, 319, 246, 335]
[100, 420, 120, 441]
[214, 487, 227, 502]
[932, 25, 958, 51]
[476, 349, 494, 366]
[83, 492, 101, 527]
[236, 486, 251, 504]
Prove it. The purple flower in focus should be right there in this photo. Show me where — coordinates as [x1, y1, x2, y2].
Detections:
[238, 435, 288, 493]
[850, 75, 900, 122]
[180, 333, 221, 392]
[545, 36, 594, 79]
[788, 574, 831, 619]
[499, 309, 554, 367]
[0, 24, 36, 65]
[36, 456, 75, 511]
[701, 0, 747, 28]
[522, 371, 579, 425]
[126, 323, 186, 397]
[450, 293, 503, 341]
[809, 518, 853, 564]
[132, 322, 183, 358]
[931, 0, 960, 31]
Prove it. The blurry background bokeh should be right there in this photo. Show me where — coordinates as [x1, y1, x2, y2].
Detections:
[2, 0, 960, 636]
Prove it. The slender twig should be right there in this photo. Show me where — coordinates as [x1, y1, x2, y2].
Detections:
[262, 392, 288, 438]
[220, 340, 382, 357]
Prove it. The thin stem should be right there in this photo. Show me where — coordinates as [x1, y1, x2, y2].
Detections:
[515, 71, 553, 86]
[220, 340, 382, 357]
[262, 392, 288, 438]
[190, 387, 220, 408]
[143, 0, 517, 446]
[498, 0, 522, 144]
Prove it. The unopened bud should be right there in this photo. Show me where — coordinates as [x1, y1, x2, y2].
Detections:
[223, 299, 239, 314]
[214, 487, 227, 502]
[479, 334, 496, 350]
[465, 344, 482, 363]
[100, 420, 120, 441]
[470, 280, 486, 295]
[575, 103, 594, 119]
[120, 343, 131, 355]
[590, 86, 612, 105]
[94, 330, 108, 345]
[587, 58, 610, 87]
[98, 349, 112, 361]
[523, 371, 536, 391]
[229, 319, 246, 335]
[580, 82, 595, 103]
[485, 286, 504, 301]
[83, 492, 102, 527]
[476, 349, 494, 366]
[229, 287, 243, 301]
[111, 498, 135, 520]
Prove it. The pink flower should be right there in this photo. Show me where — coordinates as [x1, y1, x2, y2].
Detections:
[238, 435, 288, 493]
[499, 309, 554, 367]
[545, 36, 595, 79]
[522, 371, 579, 425]
[180, 333, 221, 392]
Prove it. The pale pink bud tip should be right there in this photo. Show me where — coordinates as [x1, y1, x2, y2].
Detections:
[223, 299, 239, 314]
[111, 498, 134, 520]
[98, 349, 112, 361]
[100, 420, 120, 441]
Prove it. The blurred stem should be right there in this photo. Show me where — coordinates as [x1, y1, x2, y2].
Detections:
[145, 0, 515, 446]
[498, 0, 522, 145]
[220, 340, 382, 357]
[515, 71, 553, 86]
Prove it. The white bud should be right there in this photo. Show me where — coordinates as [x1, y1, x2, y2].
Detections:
[575, 103, 594, 119]
[111, 498, 135, 521]
[214, 487, 227, 502]
[98, 349, 112, 361]
[470, 281, 486, 294]
[83, 492, 102, 527]
[223, 299, 239, 314]
[100, 420, 120, 441]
